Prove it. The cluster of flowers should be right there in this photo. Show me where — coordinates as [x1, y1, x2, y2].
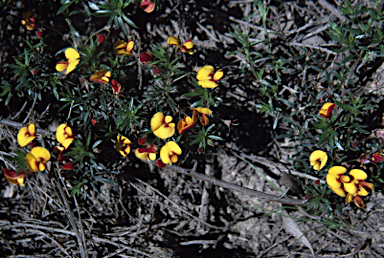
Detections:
[115, 106, 213, 167]
[3, 124, 74, 186]
[308, 101, 375, 208]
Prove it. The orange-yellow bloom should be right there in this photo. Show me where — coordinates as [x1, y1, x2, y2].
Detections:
[3, 168, 26, 186]
[178, 116, 194, 134]
[326, 166, 350, 197]
[56, 124, 74, 149]
[17, 124, 37, 147]
[22, 11, 37, 31]
[346, 181, 375, 208]
[319, 103, 335, 119]
[25, 147, 51, 172]
[90, 70, 111, 84]
[113, 40, 134, 56]
[56, 48, 80, 75]
[111, 79, 122, 97]
[135, 145, 157, 161]
[140, 0, 155, 13]
[160, 141, 182, 165]
[192, 107, 212, 126]
[167, 36, 194, 55]
[309, 150, 328, 171]
[343, 169, 373, 195]
[196, 65, 224, 88]
[150, 112, 175, 139]
[116, 135, 131, 157]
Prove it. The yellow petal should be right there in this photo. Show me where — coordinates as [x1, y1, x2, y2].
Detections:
[167, 36, 181, 46]
[62, 138, 74, 149]
[357, 187, 369, 197]
[183, 40, 194, 49]
[56, 124, 68, 144]
[197, 80, 218, 88]
[160, 144, 171, 164]
[327, 166, 347, 176]
[344, 182, 358, 195]
[113, 40, 128, 55]
[126, 40, 134, 52]
[56, 61, 69, 72]
[167, 141, 182, 155]
[65, 48, 80, 61]
[17, 126, 36, 147]
[326, 174, 341, 189]
[153, 125, 175, 139]
[151, 112, 165, 132]
[213, 69, 224, 81]
[31, 147, 51, 163]
[309, 150, 327, 165]
[194, 107, 212, 115]
[196, 65, 214, 81]
[135, 148, 148, 160]
[346, 193, 353, 204]
[25, 153, 39, 172]
[349, 169, 367, 180]
[164, 115, 173, 124]
[331, 187, 346, 197]
[66, 59, 80, 74]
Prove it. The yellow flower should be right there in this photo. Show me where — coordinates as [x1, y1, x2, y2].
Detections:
[135, 145, 157, 161]
[309, 150, 328, 171]
[160, 141, 182, 165]
[90, 70, 111, 84]
[56, 124, 74, 149]
[346, 181, 375, 208]
[167, 36, 194, 55]
[113, 40, 134, 56]
[22, 11, 37, 31]
[326, 166, 351, 197]
[25, 147, 51, 172]
[3, 168, 26, 186]
[115, 135, 132, 157]
[17, 124, 37, 147]
[192, 107, 212, 126]
[319, 103, 335, 119]
[343, 169, 373, 195]
[177, 116, 194, 134]
[150, 112, 175, 139]
[196, 65, 224, 88]
[56, 48, 80, 75]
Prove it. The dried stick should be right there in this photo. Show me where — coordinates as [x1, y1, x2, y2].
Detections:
[23, 93, 37, 123]
[163, 163, 307, 205]
[0, 119, 53, 136]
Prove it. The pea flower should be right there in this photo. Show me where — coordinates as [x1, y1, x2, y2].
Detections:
[25, 147, 51, 172]
[140, 0, 155, 13]
[150, 112, 175, 139]
[178, 116, 195, 134]
[113, 40, 134, 56]
[111, 79, 122, 97]
[196, 65, 224, 88]
[56, 48, 80, 75]
[17, 124, 37, 147]
[346, 184, 374, 208]
[90, 70, 111, 84]
[61, 162, 74, 171]
[167, 36, 194, 55]
[326, 166, 350, 197]
[56, 124, 74, 149]
[116, 135, 131, 157]
[192, 107, 212, 126]
[343, 169, 374, 195]
[135, 145, 157, 161]
[160, 141, 182, 165]
[309, 150, 328, 171]
[3, 168, 26, 186]
[22, 11, 37, 31]
[319, 103, 335, 119]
